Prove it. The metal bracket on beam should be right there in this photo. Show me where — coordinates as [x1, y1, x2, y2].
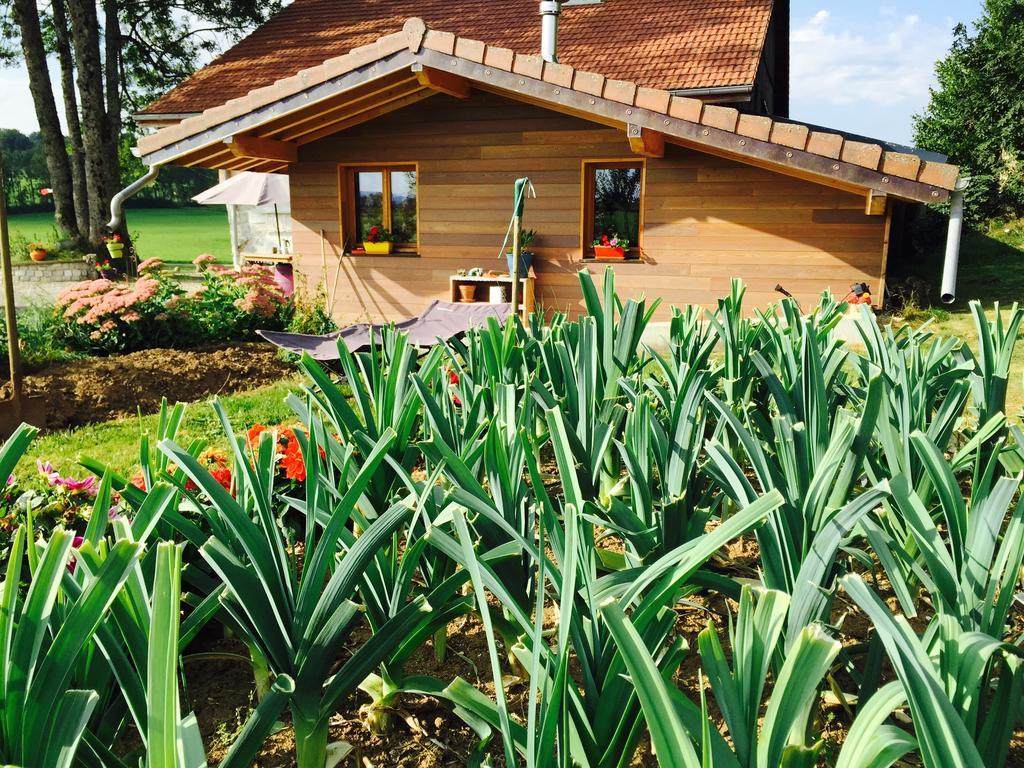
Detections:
[627, 124, 665, 158]
[411, 63, 471, 98]
[224, 134, 298, 163]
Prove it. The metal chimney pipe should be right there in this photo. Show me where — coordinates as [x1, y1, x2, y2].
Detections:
[540, 1, 562, 63]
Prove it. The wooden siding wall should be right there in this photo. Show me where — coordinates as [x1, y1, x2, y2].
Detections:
[289, 92, 888, 323]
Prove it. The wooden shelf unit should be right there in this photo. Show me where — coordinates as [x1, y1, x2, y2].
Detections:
[449, 271, 535, 320]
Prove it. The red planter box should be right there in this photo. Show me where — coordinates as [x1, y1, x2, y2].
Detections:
[593, 245, 626, 260]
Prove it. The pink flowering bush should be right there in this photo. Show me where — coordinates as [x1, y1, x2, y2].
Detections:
[53, 258, 291, 353]
[179, 262, 291, 341]
[55, 271, 188, 353]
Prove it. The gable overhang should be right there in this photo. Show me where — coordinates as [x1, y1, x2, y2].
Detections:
[136, 19, 958, 206]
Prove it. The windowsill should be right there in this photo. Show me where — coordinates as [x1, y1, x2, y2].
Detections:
[345, 251, 421, 258]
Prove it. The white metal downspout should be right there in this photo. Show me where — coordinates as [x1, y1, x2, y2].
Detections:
[940, 176, 971, 304]
[107, 165, 161, 231]
[540, 1, 562, 63]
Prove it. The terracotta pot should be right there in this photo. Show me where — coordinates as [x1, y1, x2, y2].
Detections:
[457, 284, 477, 302]
[593, 245, 626, 260]
[362, 241, 393, 255]
[29, 249, 47, 262]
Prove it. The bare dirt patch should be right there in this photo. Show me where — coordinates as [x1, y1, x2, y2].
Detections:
[4, 342, 293, 430]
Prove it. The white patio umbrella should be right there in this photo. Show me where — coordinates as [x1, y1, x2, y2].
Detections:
[192, 172, 290, 254]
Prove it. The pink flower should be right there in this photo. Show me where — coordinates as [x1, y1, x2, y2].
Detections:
[138, 258, 163, 274]
[60, 476, 97, 496]
[193, 254, 217, 270]
[68, 535, 85, 573]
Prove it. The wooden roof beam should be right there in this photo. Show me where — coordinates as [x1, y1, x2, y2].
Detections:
[627, 124, 664, 158]
[225, 134, 297, 163]
[412, 63, 470, 99]
[865, 189, 888, 216]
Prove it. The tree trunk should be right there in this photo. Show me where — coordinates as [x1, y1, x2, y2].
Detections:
[66, 0, 116, 244]
[11, 0, 80, 241]
[102, 0, 134, 273]
[51, 0, 89, 240]
[103, 0, 122, 199]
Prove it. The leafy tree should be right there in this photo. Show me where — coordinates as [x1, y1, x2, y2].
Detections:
[0, 0, 283, 245]
[914, 0, 1024, 221]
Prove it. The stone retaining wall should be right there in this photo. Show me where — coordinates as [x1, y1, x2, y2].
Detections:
[12, 260, 93, 284]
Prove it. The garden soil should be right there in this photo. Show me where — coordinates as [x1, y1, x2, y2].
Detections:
[3, 342, 292, 430]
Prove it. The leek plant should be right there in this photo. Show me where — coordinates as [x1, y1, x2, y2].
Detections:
[159, 416, 437, 767]
[421, 405, 786, 766]
[704, 329, 884, 605]
[0, 526, 140, 768]
[967, 300, 1022, 424]
[842, 575, 1000, 768]
[297, 330, 442, 510]
[696, 586, 842, 767]
[612, 365, 712, 563]
[866, 431, 1024, 637]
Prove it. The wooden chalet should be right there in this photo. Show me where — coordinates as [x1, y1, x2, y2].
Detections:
[132, 1, 960, 322]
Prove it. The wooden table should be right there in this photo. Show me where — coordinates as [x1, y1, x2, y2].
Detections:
[449, 271, 535, 320]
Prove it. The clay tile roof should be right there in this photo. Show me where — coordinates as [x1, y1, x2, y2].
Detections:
[136, 19, 960, 200]
[142, 0, 775, 115]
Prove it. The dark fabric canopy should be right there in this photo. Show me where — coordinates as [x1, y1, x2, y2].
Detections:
[259, 300, 513, 359]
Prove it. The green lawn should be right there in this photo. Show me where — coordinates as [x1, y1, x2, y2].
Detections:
[900, 218, 1024, 418]
[6, 206, 232, 263]
[16, 378, 301, 489]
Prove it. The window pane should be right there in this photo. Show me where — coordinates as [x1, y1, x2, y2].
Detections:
[390, 170, 417, 245]
[354, 171, 384, 242]
[592, 166, 641, 247]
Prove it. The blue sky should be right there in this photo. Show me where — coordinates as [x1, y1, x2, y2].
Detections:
[0, 1, 983, 145]
[789, 0, 980, 143]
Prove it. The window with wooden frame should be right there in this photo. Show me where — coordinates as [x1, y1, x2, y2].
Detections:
[340, 164, 419, 253]
[581, 160, 645, 258]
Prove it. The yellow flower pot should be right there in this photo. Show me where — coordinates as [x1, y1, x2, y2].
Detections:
[362, 241, 393, 255]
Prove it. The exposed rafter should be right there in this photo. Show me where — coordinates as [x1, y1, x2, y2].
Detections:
[412, 63, 471, 98]
[865, 189, 888, 216]
[225, 134, 297, 163]
[627, 124, 665, 158]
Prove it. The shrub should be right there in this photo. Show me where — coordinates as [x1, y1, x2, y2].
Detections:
[0, 302, 84, 375]
[53, 258, 290, 354]
[179, 257, 291, 342]
[54, 273, 188, 353]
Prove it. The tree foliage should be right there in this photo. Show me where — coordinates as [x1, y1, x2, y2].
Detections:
[914, 0, 1024, 221]
[0, 0, 282, 245]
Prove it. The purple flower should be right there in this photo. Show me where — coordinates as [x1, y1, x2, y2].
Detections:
[6, 474, 14, 486]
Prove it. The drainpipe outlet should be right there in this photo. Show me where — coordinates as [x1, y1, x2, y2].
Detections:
[940, 176, 971, 305]
[107, 165, 161, 232]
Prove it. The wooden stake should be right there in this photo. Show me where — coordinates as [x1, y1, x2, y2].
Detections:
[510, 215, 521, 319]
[0, 158, 23, 407]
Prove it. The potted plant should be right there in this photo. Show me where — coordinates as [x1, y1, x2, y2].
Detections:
[103, 233, 125, 262]
[592, 234, 631, 260]
[505, 228, 537, 278]
[28, 243, 48, 261]
[363, 225, 393, 255]
[96, 257, 118, 279]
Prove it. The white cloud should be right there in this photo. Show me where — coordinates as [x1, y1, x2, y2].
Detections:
[789, 8, 954, 143]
